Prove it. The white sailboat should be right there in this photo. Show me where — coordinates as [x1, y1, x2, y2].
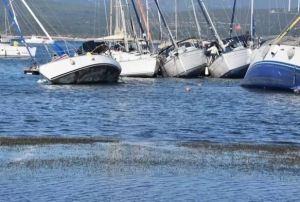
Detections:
[100, 0, 157, 78]
[155, 0, 207, 78]
[197, 0, 251, 78]
[16, 0, 121, 84]
[0, 1, 36, 58]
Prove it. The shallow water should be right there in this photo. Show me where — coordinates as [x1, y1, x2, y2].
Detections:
[1, 51, 300, 201]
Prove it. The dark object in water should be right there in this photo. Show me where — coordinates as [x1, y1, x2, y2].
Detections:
[0, 136, 118, 146]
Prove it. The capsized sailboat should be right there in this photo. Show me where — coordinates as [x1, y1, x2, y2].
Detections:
[14, 0, 121, 84]
[155, 0, 207, 78]
[242, 15, 300, 91]
[198, 0, 251, 78]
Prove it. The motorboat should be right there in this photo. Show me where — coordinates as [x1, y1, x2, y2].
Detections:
[39, 41, 121, 84]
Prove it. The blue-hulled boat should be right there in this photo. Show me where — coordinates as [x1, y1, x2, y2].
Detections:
[242, 15, 300, 92]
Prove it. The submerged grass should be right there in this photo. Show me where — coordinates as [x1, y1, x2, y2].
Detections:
[0, 136, 119, 146]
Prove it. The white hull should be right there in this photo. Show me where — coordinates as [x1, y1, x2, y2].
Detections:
[209, 47, 252, 78]
[39, 54, 121, 84]
[112, 51, 158, 77]
[162, 47, 207, 77]
[25, 37, 53, 44]
[0, 43, 36, 58]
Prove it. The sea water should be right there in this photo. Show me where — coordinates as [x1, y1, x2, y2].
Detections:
[0, 44, 299, 201]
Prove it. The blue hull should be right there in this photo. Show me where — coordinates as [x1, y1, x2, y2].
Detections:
[241, 61, 300, 91]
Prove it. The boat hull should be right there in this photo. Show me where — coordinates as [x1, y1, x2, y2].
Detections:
[162, 47, 207, 78]
[39, 54, 121, 84]
[112, 51, 158, 77]
[242, 44, 300, 91]
[209, 48, 251, 78]
[242, 61, 300, 91]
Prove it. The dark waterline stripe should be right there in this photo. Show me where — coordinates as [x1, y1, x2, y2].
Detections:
[0, 136, 119, 146]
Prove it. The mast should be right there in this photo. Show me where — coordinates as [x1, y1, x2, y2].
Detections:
[298, 0, 300, 12]
[109, 0, 113, 35]
[158, 6, 163, 41]
[119, 0, 129, 52]
[288, 0, 291, 12]
[146, 0, 150, 40]
[191, 0, 201, 40]
[196, 0, 225, 51]
[175, 0, 178, 40]
[20, 0, 53, 41]
[126, 0, 141, 53]
[104, 0, 109, 35]
[154, 0, 178, 48]
[229, 0, 237, 37]
[250, 0, 254, 39]
[131, 0, 150, 49]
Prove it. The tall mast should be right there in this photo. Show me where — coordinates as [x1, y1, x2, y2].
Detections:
[298, 0, 300, 12]
[119, 0, 129, 52]
[126, 0, 141, 53]
[109, 0, 113, 35]
[146, 0, 150, 40]
[154, 0, 178, 48]
[20, 0, 53, 41]
[250, 0, 254, 39]
[175, 0, 178, 40]
[196, 0, 225, 51]
[157, 0, 163, 41]
[131, 0, 149, 49]
[229, 0, 237, 37]
[288, 0, 291, 12]
[191, 0, 201, 40]
[104, 0, 109, 35]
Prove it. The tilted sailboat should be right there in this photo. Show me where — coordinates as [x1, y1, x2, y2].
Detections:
[0, 0, 36, 58]
[12, 0, 121, 84]
[242, 15, 300, 91]
[99, 0, 157, 78]
[155, 0, 207, 78]
[197, 0, 252, 78]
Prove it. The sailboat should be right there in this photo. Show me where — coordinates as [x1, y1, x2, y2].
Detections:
[242, 15, 300, 91]
[197, 0, 252, 78]
[155, 0, 207, 78]
[0, 0, 36, 58]
[12, 0, 121, 84]
[99, 0, 157, 78]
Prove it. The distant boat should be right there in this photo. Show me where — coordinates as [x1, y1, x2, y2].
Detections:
[0, 0, 36, 58]
[25, 35, 53, 44]
[242, 15, 300, 91]
[0, 37, 37, 58]
[155, 0, 207, 78]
